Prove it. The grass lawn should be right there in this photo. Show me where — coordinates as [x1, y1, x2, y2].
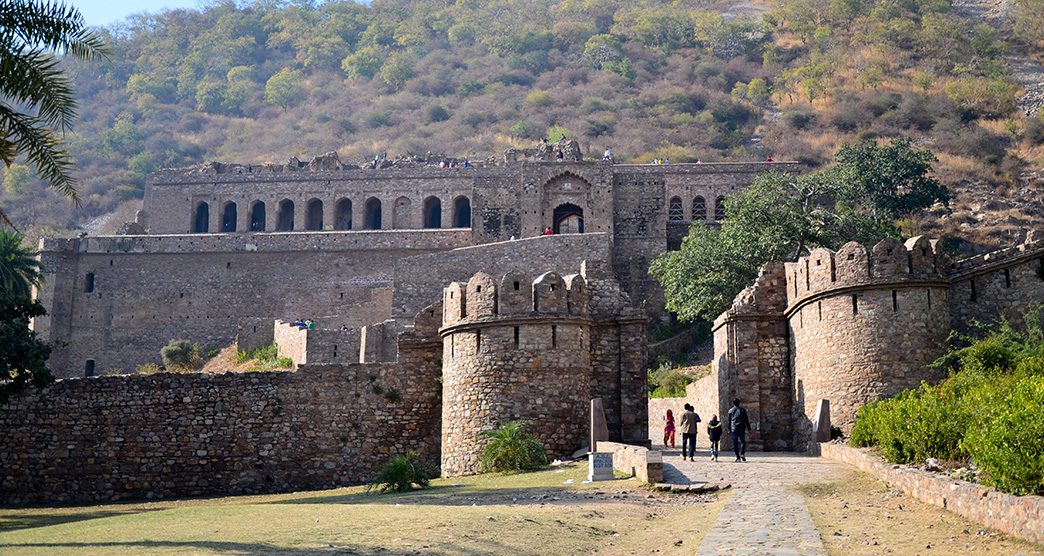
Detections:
[0, 463, 725, 555]
[801, 471, 1044, 556]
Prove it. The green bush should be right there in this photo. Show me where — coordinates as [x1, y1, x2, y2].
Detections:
[160, 339, 203, 370]
[368, 451, 433, 494]
[962, 374, 1044, 495]
[479, 420, 547, 473]
[236, 342, 294, 370]
[648, 361, 696, 398]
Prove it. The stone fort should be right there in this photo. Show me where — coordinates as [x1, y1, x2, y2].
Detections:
[2, 143, 1041, 504]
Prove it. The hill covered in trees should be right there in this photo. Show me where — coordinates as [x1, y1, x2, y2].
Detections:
[2, 0, 1041, 248]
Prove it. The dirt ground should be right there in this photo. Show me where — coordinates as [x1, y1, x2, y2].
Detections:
[800, 470, 1043, 556]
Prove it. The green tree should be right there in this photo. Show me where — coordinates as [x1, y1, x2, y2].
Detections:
[341, 46, 383, 80]
[194, 78, 227, 113]
[0, 229, 42, 299]
[582, 33, 623, 70]
[0, 290, 52, 402]
[377, 52, 415, 91]
[833, 137, 949, 219]
[264, 68, 306, 111]
[0, 0, 106, 226]
[2, 162, 32, 194]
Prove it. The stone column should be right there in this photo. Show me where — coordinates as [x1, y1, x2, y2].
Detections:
[441, 199, 453, 228]
[293, 199, 306, 232]
[236, 199, 250, 233]
[208, 199, 220, 233]
[322, 199, 336, 231]
[265, 199, 278, 232]
[381, 198, 394, 230]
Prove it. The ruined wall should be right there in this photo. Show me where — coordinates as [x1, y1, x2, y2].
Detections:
[0, 360, 441, 504]
[34, 230, 470, 377]
[785, 237, 952, 447]
[947, 233, 1044, 333]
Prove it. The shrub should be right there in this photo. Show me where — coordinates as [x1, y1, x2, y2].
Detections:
[1026, 116, 1044, 146]
[160, 339, 203, 369]
[648, 361, 696, 398]
[782, 109, 816, 130]
[136, 363, 161, 374]
[962, 374, 1044, 495]
[236, 342, 294, 370]
[427, 105, 450, 122]
[368, 451, 433, 494]
[479, 420, 547, 473]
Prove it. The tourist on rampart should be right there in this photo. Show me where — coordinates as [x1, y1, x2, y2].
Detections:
[707, 415, 722, 461]
[679, 403, 700, 461]
[543, 227, 553, 236]
[603, 148, 613, 161]
[728, 398, 751, 462]
[663, 409, 676, 448]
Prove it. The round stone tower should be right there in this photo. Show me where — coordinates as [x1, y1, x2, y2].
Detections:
[440, 270, 592, 476]
[785, 236, 951, 446]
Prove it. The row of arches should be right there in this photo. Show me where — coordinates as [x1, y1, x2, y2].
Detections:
[191, 195, 472, 233]
[667, 195, 726, 222]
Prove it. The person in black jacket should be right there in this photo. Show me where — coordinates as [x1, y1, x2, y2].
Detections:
[728, 398, 751, 462]
[706, 415, 723, 461]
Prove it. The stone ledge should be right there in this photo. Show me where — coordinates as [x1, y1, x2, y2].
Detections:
[819, 442, 1044, 545]
[596, 441, 664, 484]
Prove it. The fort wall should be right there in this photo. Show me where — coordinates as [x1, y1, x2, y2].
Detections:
[34, 230, 470, 378]
[947, 232, 1044, 333]
[0, 362, 442, 505]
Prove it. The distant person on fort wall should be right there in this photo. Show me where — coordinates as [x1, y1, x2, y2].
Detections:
[543, 227, 553, 236]
[728, 398, 751, 463]
[707, 414, 722, 461]
[679, 403, 700, 461]
[603, 148, 613, 161]
[305, 319, 316, 330]
[663, 409, 676, 448]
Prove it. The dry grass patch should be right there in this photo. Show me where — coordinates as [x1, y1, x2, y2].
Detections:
[0, 463, 724, 555]
[800, 470, 1044, 556]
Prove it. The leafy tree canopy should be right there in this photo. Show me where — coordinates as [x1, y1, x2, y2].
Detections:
[650, 137, 949, 322]
[0, 290, 53, 402]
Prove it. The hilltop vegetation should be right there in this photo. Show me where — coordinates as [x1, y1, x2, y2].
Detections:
[1, 0, 1040, 246]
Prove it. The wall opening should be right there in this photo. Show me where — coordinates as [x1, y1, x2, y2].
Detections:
[551, 325, 557, 348]
[364, 197, 382, 229]
[513, 281, 520, 291]
[221, 202, 237, 232]
[892, 290, 898, 312]
[276, 199, 295, 231]
[306, 198, 323, 231]
[668, 196, 683, 221]
[692, 196, 706, 220]
[84, 272, 95, 293]
[453, 196, 471, 228]
[514, 326, 520, 348]
[423, 196, 442, 229]
[970, 279, 977, 301]
[1004, 268, 1011, 288]
[250, 201, 266, 231]
[192, 202, 209, 233]
[552, 203, 584, 234]
[927, 288, 932, 309]
[714, 196, 726, 220]
[817, 301, 822, 321]
[851, 294, 858, 315]
[475, 329, 481, 353]
[84, 359, 95, 377]
[334, 198, 352, 230]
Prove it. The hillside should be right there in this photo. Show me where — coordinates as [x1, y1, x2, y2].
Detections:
[1, 0, 1040, 249]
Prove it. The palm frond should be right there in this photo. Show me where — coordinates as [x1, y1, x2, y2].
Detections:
[0, 44, 78, 130]
[0, 0, 106, 61]
[0, 105, 78, 201]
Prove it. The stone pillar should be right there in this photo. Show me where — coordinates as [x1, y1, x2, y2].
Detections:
[381, 198, 394, 230]
[208, 199, 220, 233]
[236, 199, 250, 233]
[322, 199, 336, 231]
[441, 199, 453, 229]
[265, 199, 278, 232]
[293, 199, 306, 232]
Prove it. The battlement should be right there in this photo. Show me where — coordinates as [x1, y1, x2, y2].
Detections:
[441, 270, 589, 328]
[947, 229, 1044, 277]
[713, 262, 788, 330]
[785, 236, 948, 311]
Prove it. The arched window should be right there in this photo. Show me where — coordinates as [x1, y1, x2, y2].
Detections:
[364, 197, 382, 230]
[221, 202, 237, 232]
[393, 196, 412, 228]
[453, 196, 471, 228]
[192, 202, 209, 233]
[552, 203, 584, 234]
[306, 198, 323, 231]
[334, 198, 352, 230]
[668, 196, 683, 221]
[277, 199, 295, 231]
[250, 201, 266, 231]
[423, 196, 442, 229]
[692, 196, 706, 221]
[715, 196, 726, 221]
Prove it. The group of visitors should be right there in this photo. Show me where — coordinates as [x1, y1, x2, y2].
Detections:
[290, 318, 316, 330]
[663, 398, 751, 462]
[651, 158, 670, 165]
[437, 160, 471, 168]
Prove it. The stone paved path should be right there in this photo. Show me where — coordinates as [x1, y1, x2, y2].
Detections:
[659, 448, 844, 555]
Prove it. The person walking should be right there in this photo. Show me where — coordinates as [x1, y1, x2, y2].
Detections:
[707, 414, 722, 461]
[728, 398, 751, 462]
[679, 403, 700, 461]
[663, 409, 676, 448]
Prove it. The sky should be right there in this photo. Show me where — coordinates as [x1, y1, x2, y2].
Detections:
[73, 0, 206, 27]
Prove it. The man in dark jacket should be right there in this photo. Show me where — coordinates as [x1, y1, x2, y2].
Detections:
[728, 398, 751, 462]
[678, 403, 700, 461]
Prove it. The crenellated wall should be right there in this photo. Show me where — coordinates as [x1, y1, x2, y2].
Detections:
[439, 264, 647, 476]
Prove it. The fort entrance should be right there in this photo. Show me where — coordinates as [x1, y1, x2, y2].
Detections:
[552, 203, 584, 234]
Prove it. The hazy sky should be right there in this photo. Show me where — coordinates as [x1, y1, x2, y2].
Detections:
[73, 0, 205, 27]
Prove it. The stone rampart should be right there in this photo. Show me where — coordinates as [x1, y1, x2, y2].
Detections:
[820, 443, 1044, 545]
[947, 231, 1044, 334]
[0, 362, 441, 505]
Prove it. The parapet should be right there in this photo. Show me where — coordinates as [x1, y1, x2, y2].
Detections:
[442, 269, 590, 328]
[713, 262, 787, 329]
[947, 228, 1044, 277]
[785, 236, 947, 310]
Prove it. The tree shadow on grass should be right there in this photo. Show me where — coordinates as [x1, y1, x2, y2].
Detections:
[268, 483, 640, 507]
[0, 508, 167, 534]
[0, 539, 513, 555]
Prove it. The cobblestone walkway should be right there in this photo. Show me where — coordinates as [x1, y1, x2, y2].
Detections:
[660, 449, 844, 555]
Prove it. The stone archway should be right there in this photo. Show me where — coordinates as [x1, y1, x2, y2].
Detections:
[552, 203, 584, 234]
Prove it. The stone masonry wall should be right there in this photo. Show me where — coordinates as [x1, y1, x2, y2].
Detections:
[0, 360, 442, 505]
[34, 230, 470, 378]
[948, 233, 1044, 334]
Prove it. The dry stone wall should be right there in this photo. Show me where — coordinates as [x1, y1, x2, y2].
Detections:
[0, 361, 441, 505]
